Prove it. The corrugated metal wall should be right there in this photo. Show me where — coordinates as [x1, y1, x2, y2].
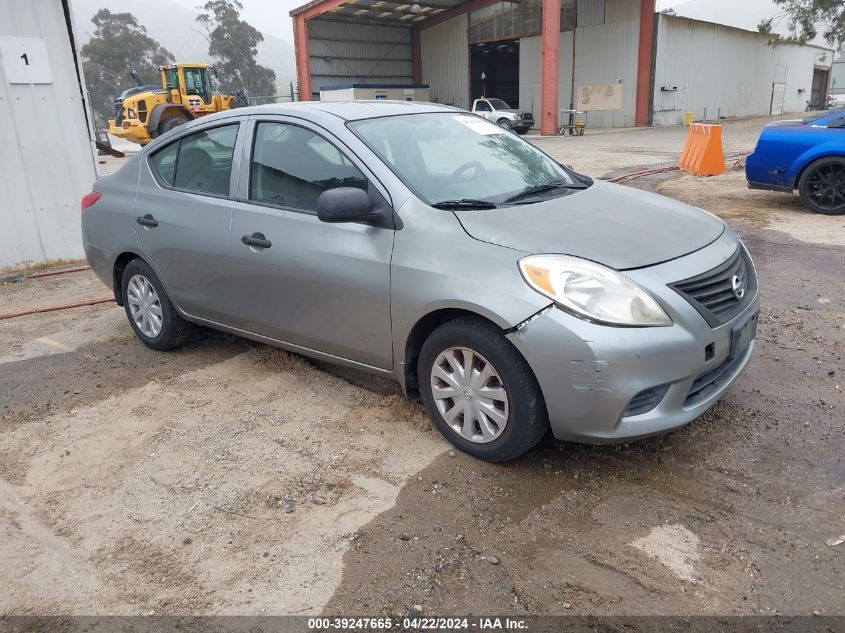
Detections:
[572, 0, 640, 128]
[653, 15, 833, 125]
[0, 0, 96, 269]
[421, 14, 469, 109]
[577, 0, 605, 28]
[519, 31, 573, 123]
[309, 19, 413, 99]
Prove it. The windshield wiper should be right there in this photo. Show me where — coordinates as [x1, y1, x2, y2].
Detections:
[432, 199, 498, 210]
[504, 181, 588, 203]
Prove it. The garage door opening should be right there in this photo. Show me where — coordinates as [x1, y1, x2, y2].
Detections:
[470, 39, 519, 107]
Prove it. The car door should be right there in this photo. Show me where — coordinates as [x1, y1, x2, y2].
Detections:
[133, 121, 243, 322]
[228, 117, 395, 370]
[475, 100, 493, 121]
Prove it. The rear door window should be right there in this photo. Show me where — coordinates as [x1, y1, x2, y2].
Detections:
[149, 124, 239, 196]
[176, 125, 239, 195]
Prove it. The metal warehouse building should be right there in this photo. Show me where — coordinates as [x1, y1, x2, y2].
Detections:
[290, 0, 833, 134]
[1, 0, 96, 270]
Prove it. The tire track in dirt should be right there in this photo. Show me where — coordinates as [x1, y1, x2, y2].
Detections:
[0, 346, 448, 615]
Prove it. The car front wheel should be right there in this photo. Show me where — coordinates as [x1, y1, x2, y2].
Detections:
[418, 317, 549, 462]
[798, 157, 845, 215]
[497, 118, 513, 131]
[121, 258, 192, 351]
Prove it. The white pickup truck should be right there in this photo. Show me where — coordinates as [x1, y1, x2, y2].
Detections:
[471, 98, 534, 134]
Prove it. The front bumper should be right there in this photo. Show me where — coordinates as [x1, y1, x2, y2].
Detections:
[506, 232, 758, 444]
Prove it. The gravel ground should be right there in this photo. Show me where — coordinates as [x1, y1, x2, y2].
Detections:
[1, 117, 843, 617]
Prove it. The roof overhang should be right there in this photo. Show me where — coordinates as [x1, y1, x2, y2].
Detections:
[291, 0, 468, 27]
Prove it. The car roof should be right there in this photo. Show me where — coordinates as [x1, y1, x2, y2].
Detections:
[215, 100, 460, 122]
[146, 100, 465, 151]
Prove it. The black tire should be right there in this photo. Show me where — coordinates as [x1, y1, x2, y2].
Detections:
[153, 114, 189, 138]
[515, 129, 528, 136]
[121, 258, 192, 351]
[418, 316, 549, 462]
[497, 118, 514, 132]
[798, 157, 845, 215]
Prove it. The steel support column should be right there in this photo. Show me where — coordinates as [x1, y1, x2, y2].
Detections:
[635, 0, 656, 126]
[540, 0, 561, 135]
[411, 25, 423, 84]
[294, 13, 312, 101]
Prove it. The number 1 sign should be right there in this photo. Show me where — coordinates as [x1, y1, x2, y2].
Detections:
[0, 36, 53, 84]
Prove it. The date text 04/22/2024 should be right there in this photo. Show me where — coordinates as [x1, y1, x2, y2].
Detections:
[306, 617, 528, 630]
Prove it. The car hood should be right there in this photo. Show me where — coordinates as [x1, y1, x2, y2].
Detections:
[454, 180, 725, 270]
[498, 108, 531, 116]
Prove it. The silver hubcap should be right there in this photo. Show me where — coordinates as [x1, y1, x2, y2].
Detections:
[126, 274, 163, 338]
[430, 347, 509, 444]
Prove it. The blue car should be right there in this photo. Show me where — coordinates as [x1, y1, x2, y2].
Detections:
[746, 110, 845, 215]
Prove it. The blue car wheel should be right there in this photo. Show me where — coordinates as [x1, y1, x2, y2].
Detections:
[798, 157, 845, 215]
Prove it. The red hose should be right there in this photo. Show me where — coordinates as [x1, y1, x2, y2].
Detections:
[0, 297, 114, 321]
[27, 265, 91, 279]
[610, 152, 747, 185]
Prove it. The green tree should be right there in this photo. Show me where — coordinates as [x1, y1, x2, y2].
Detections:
[81, 9, 173, 126]
[758, 0, 845, 45]
[196, 0, 277, 100]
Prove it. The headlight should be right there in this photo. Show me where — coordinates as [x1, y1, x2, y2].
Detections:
[518, 255, 672, 327]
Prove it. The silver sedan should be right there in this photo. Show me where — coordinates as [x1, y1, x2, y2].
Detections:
[81, 101, 758, 461]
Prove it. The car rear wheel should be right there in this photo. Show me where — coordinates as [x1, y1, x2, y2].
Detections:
[497, 118, 513, 132]
[121, 259, 192, 351]
[418, 316, 549, 462]
[798, 157, 845, 215]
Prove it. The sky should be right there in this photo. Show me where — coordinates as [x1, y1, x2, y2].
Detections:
[170, 0, 816, 47]
[170, 0, 300, 42]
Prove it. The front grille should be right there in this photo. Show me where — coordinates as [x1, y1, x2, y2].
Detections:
[138, 99, 148, 123]
[669, 245, 756, 327]
[685, 350, 748, 407]
[623, 384, 670, 417]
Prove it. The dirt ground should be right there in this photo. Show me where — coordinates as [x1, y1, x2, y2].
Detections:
[1, 117, 843, 618]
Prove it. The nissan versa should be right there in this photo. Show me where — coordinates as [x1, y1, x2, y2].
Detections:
[81, 102, 758, 462]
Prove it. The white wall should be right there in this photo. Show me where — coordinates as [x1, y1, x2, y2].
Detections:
[308, 20, 413, 100]
[0, 0, 96, 270]
[518, 0, 639, 129]
[420, 14, 469, 109]
[653, 14, 833, 125]
[572, 0, 640, 128]
[518, 31, 574, 125]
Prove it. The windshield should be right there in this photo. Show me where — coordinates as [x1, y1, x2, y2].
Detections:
[349, 113, 576, 206]
[488, 98, 511, 110]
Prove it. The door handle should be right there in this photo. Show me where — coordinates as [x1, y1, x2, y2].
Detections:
[136, 214, 158, 228]
[241, 232, 271, 249]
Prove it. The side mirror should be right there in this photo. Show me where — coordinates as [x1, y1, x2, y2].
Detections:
[317, 187, 375, 224]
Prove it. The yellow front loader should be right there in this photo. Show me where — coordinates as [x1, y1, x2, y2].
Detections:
[108, 64, 249, 146]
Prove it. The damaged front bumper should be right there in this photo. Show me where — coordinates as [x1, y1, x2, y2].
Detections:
[505, 235, 758, 444]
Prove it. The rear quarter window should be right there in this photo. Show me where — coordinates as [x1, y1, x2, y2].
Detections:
[150, 142, 178, 186]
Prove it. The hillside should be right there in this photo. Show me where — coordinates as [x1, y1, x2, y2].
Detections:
[70, 0, 297, 95]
